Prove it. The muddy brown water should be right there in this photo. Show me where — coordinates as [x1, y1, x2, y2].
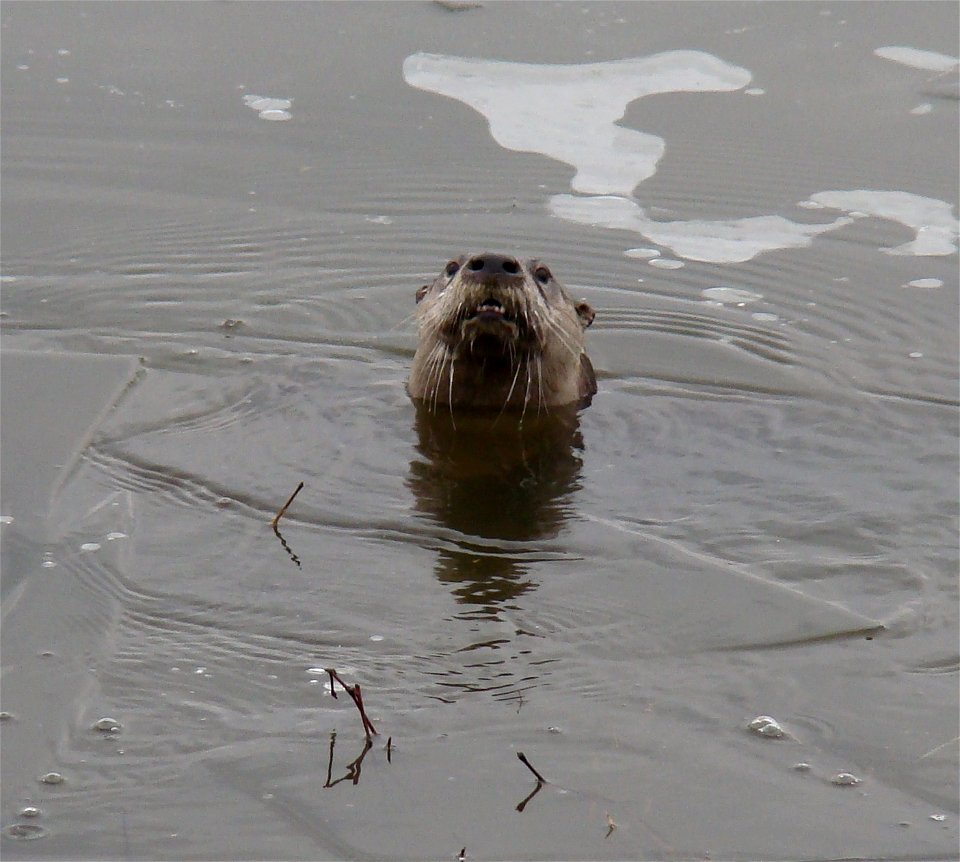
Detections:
[1, 3, 958, 860]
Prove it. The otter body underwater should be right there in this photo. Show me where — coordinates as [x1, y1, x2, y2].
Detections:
[408, 253, 596, 412]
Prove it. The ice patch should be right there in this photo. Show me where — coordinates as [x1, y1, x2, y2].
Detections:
[551, 194, 852, 264]
[624, 247, 661, 260]
[807, 190, 959, 256]
[403, 49, 955, 265]
[702, 287, 764, 304]
[874, 46, 959, 72]
[403, 51, 751, 196]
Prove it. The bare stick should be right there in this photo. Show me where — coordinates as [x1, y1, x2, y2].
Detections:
[920, 736, 959, 759]
[352, 683, 378, 738]
[271, 481, 304, 528]
[325, 668, 378, 738]
[605, 811, 617, 839]
[516, 751, 546, 783]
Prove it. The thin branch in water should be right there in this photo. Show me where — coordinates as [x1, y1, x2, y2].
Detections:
[515, 751, 546, 813]
[271, 481, 304, 529]
[516, 751, 546, 783]
[920, 736, 959, 759]
[386, 736, 393, 762]
[605, 811, 617, 838]
[325, 668, 378, 739]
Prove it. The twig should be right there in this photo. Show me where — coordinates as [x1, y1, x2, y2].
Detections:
[325, 668, 378, 739]
[920, 736, 959, 759]
[605, 811, 617, 838]
[516, 751, 546, 783]
[271, 481, 304, 529]
[515, 752, 546, 812]
[386, 736, 393, 762]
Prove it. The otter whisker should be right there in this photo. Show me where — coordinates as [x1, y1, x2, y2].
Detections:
[535, 355, 546, 416]
[429, 346, 451, 415]
[542, 315, 582, 361]
[519, 361, 532, 428]
[496, 355, 524, 422]
[423, 342, 448, 413]
[447, 357, 456, 427]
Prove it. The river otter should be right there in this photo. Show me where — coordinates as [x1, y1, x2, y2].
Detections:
[408, 253, 596, 412]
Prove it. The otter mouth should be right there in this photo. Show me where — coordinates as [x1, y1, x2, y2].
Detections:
[468, 297, 511, 323]
[459, 296, 522, 344]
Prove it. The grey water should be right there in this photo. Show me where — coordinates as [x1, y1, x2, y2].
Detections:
[1, 3, 957, 860]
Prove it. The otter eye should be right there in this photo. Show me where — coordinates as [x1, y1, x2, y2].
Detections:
[444, 260, 460, 278]
[534, 265, 552, 283]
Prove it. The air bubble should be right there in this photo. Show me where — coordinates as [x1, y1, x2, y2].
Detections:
[747, 715, 785, 738]
[4, 823, 45, 840]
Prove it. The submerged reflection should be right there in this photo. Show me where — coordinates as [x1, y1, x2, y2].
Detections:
[323, 731, 373, 788]
[407, 405, 586, 616]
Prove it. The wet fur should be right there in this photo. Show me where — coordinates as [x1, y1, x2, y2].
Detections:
[408, 254, 596, 415]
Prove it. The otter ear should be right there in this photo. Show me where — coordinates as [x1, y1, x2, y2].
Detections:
[575, 300, 595, 329]
[415, 284, 430, 304]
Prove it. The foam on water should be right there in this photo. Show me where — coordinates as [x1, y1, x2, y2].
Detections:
[405, 50, 958, 266]
[403, 51, 752, 196]
[807, 190, 959, 256]
[874, 46, 959, 72]
[551, 194, 853, 263]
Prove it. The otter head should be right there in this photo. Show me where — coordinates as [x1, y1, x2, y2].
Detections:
[408, 253, 596, 413]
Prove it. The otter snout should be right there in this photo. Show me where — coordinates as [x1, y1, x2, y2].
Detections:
[461, 253, 523, 285]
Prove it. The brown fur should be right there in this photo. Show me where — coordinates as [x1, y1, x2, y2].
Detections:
[408, 253, 596, 413]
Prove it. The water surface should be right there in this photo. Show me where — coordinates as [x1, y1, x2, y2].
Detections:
[2, 2, 958, 860]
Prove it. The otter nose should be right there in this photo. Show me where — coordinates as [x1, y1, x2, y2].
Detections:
[465, 253, 522, 277]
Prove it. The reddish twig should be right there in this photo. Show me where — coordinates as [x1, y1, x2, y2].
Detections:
[325, 668, 378, 738]
[271, 481, 304, 529]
